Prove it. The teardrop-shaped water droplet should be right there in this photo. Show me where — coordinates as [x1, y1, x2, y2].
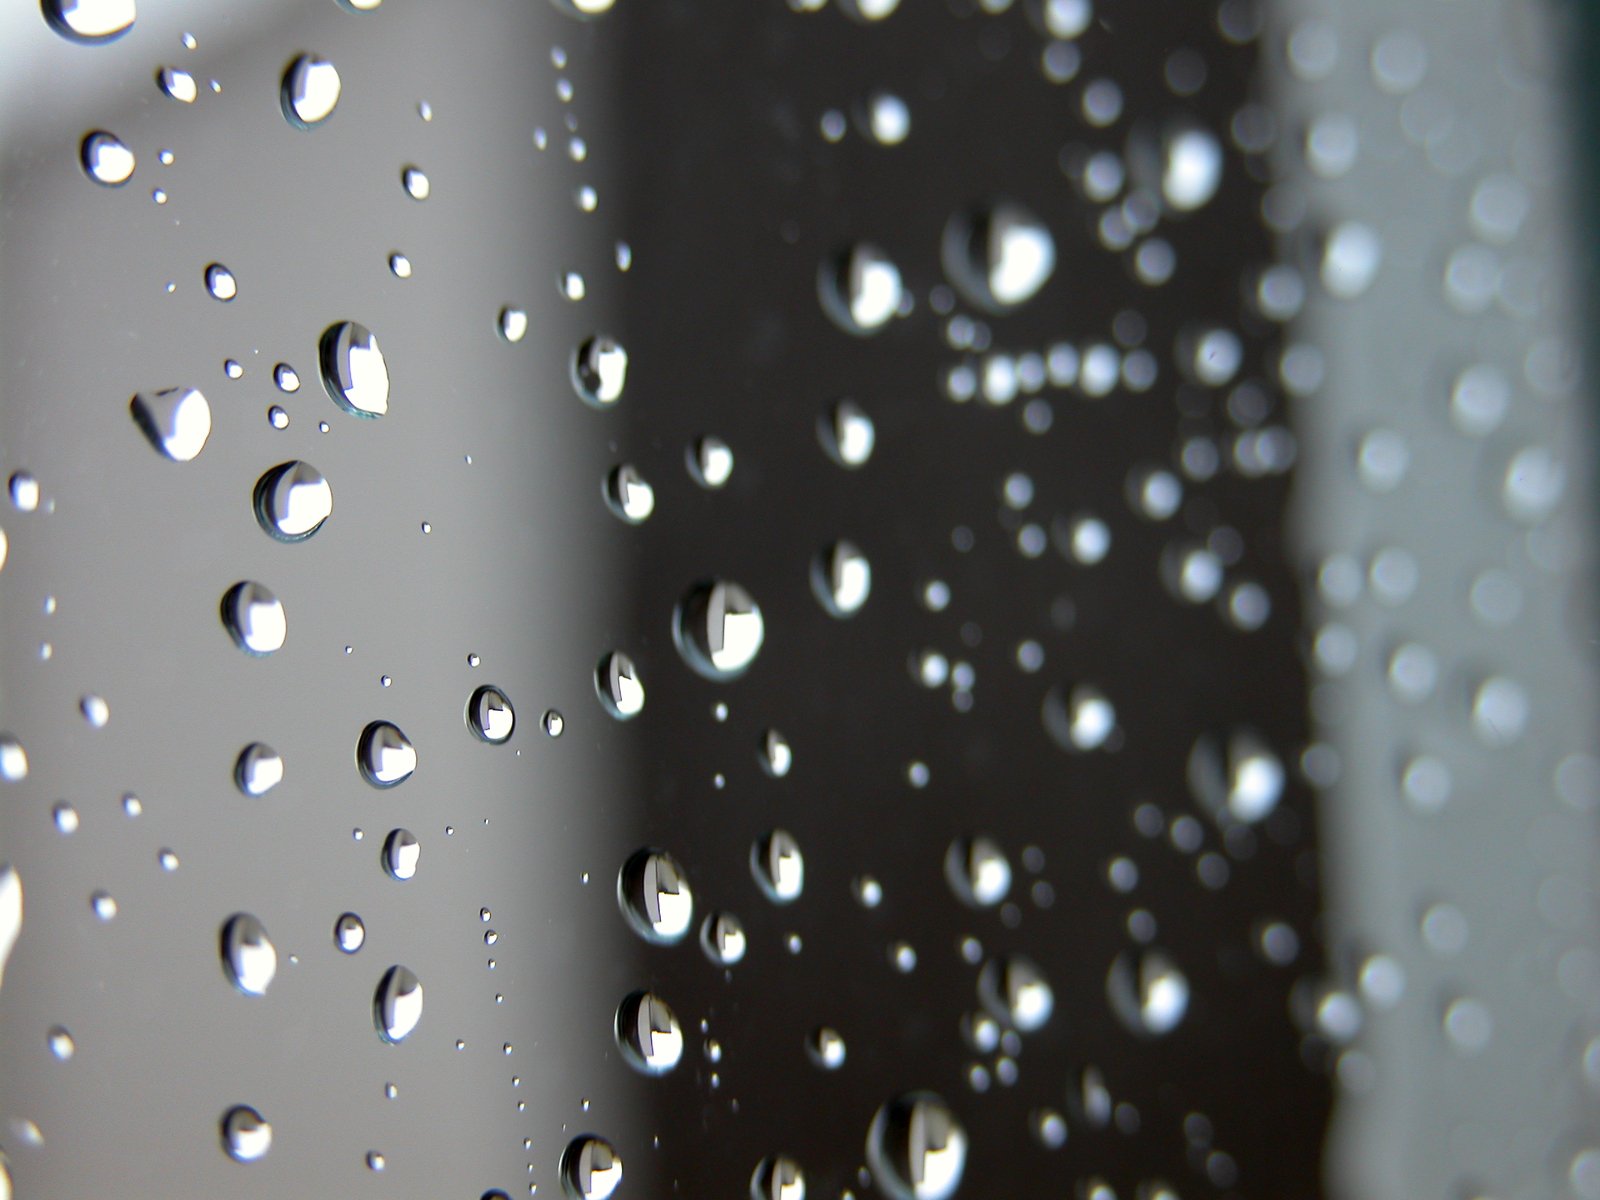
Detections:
[374, 964, 423, 1042]
[751, 830, 803, 904]
[1188, 730, 1283, 823]
[615, 990, 684, 1075]
[466, 685, 515, 743]
[758, 728, 792, 778]
[80, 130, 135, 185]
[280, 54, 341, 127]
[618, 848, 693, 943]
[379, 828, 419, 881]
[561, 1136, 623, 1200]
[357, 721, 416, 788]
[978, 954, 1053, 1032]
[604, 464, 654, 523]
[819, 400, 875, 468]
[45, 0, 136, 43]
[806, 1026, 846, 1070]
[867, 1092, 968, 1200]
[943, 202, 1056, 312]
[812, 542, 871, 617]
[700, 910, 746, 964]
[220, 1105, 271, 1163]
[234, 743, 284, 796]
[204, 263, 237, 300]
[751, 1155, 807, 1200]
[1107, 948, 1189, 1036]
[1041, 684, 1116, 751]
[944, 836, 1011, 907]
[319, 321, 389, 418]
[334, 911, 365, 953]
[157, 66, 197, 103]
[130, 387, 210, 461]
[675, 580, 764, 680]
[0, 863, 22, 990]
[819, 243, 903, 334]
[47, 1025, 74, 1060]
[687, 437, 734, 489]
[254, 461, 333, 541]
[221, 582, 287, 656]
[595, 652, 645, 719]
[220, 913, 278, 996]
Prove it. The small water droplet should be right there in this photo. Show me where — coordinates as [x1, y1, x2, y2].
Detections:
[382, 829, 420, 881]
[758, 729, 792, 777]
[221, 582, 287, 656]
[675, 580, 764, 679]
[254, 460, 333, 541]
[467, 685, 515, 743]
[157, 66, 197, 103]
[158, 848, 179, 871]
[819, 400, 875, 468]
[319, 321, 389, 417]
[978, 955, 1053, 1031]
[861, 91, 910, 145]
[543, 709, 565, 737]
[595, 652, 645, 719]
[945, 837, 1011, 907]
[357, 721, 416, 787]
[812, 541, 871, 617]
[687, 437, 734, 489]
[867, 1093, 967, 1200]
[820, 243, 903, 334]
[389, 252, 412, 279]
[618, 849, 693, 943]
[751, 830, 803, 904]
[561, 270, 587, 301]
[80, 130, 135, 185]
[0, 864, 19, 989]
[221, 913, 278, 996]
[942, 203, 1056, 312]
[806, 1026, 846, 1070]
[220, 1105, 271, 1163]
[234, 743, 284, 797]
[1107, 948, 1189, 1036]
[9, 473, 39, 512]
[700, 911, 747, 965]
[52, 801, 79, 834]
[223, 359, 243, 380]
[499, 307, 529, 343]
[202, 263, 237, 301]
[604, 464, 654, 523]
[47, 1026, 74, 1060]
[281, 54, 341, 127]
[334, 912, 365, 953]
[1042, 684, 1116, 751]
[571, 335, 628, 406]
[1188, 730, 1283, 823]
[401, 165, 430, 200]
[267, 404, 290, 428]
[374, 965, 424, 1042]
[90, 890, 117, 920]
[752, 1155, 807, 1200]
[615, 990, 684, 1075]
[79, 694, 109, 728]
[561, 1136, 623, 1200]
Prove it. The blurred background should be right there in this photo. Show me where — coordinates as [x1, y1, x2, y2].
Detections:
[0, 1, 1596, 1198]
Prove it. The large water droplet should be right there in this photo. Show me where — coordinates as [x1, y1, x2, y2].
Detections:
[319, 321, 390, 417]
[358, 721, 416, 787]
[942, 202, 1056, 312]
[281, 54, 341, 127]
[382, 829, 420, 881]
[675, 580, 764, 680]
[572, 336, 628, 406]
[615, 990, 684, 1075]
[751, 1155, 807, 1200]
[221, 582, 287, 656]
[467, 685, 515, 743]
[618, 848, 693, 943]
[234, 743, 284, 796]
[596, 651, 645, 719]
[80, 131, 135, 185]
[130, 387, 210, 461]
[374, 965, 423, 1042]
[254, 461, 333, 541]
[1107, 948, 1189, 1036]
[944, 836, 1011, 907]
[44, 0, 136, 43]
[220, 913, 278, 996]
[701, 910, 747, 964]
[819, 400, 875, 468]
[1188, 730, 1283, 823]
[0, 864, 21, 991]
[978, 954, 1054, 1032]
[820, 243, 903, 335]
[562, 1137, 623, 1200]
[812, 542, 871, 617]
[751, 830, 803, 904]
[334, 912, 365, 953]
[604, 464, 654, 523]
[220, 1105, 271, 1163]
[867, 1093, 968, 1200]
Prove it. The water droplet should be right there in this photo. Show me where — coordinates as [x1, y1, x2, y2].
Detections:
[807, 1026, 846, 1070]
[758, 729, 792, 777]
[52, 801, 79, 834]
[366, 1151, 386, 1172]
[401, 165, 430, 200]
[1041, 684, 1116, 751]
[543, 709, 566, 737]
[751, 830, 804, 904]
[1107, 948, 1189, 1035]
[90, 890, 117, 920]
[319, 321, 389, 417]
[944, 837, 1011, 907]
[595, 651, 645, 719]
[751, 1155, 807, 1200]
[571, 335, 628, 406]
[357, 721, 416, 787]
[604, 464, 654, 523]
[942, 203, 1056, 312]
[374, 964, 424, 1042]
[233, 743, 284, 796]
[0, 864, 19, 989]
[463, 685, 515, 744]
[561, 1136, 623, 1200]
[382, 829, 420, 881]
[819, 400, 875, 468]
[45, 0, 135, 41]
[701, 911, 747, 964]
[499, 307, 529, 343]
[812, 542, 871, 618]
[687, 437, 734, 489]
[867, 1093, 967, 1200]
[254, 461, 333, 541]
[80, 130, 135, 185]
[978, 955, 1054, 1031]
[1146, 123, 1223, 211]
[618, 848, 693, 943]
[820, 243, 903, 334]
[281, 54, 341, 127]
[0, 736, 25, 782]
[615, 990, 684, 1075]
[675, 580, 764, 679]
[389, 252, 412, 279]
[221, 582, 287, 656]
[47, 1026, 74, 1060]
[203, 263, 236, 301]
[220, 913, 278, 996]
[838, 0, 901, 21]
[1321, 220, 1382, 299]
[335, 912, 365, 953]
[157, 66, 197, 103]
[79, 694, 109, 728]
[860, 90, 910, 145]
[9, 473, 39, 512]
[1188, 730, 1283, 823]
[220, 1105, 271, 1163]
